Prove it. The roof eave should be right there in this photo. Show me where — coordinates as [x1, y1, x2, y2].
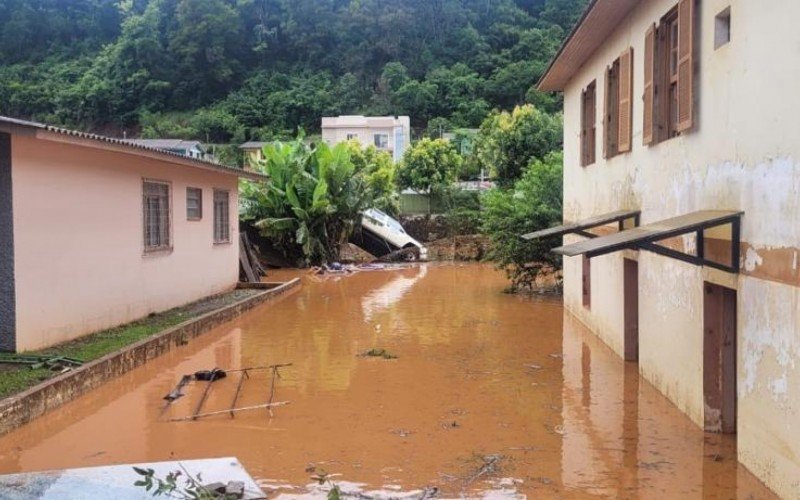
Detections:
[0, 116, 268, 182]
[537, 0, 639, 92]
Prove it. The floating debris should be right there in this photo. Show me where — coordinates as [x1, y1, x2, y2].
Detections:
[359, 348, 398, 360]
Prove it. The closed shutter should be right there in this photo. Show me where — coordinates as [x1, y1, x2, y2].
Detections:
[603, 66, 611, 159]
[581, 88, 588, 166]
[643, 24, 656, 145]
[676, 0, 694, 132]
[618, 47, 633, 152]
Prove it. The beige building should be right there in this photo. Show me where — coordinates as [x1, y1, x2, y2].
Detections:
[530, 0, 800, 497]
[239, 141, 268, 169]
[321, 115, 411, 162]
[0, 117, 266, 352]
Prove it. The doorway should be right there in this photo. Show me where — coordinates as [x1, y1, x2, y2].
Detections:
[623, 259, 639, 362]
[0, 132, 15, 352]
[703, 282, 737, 433]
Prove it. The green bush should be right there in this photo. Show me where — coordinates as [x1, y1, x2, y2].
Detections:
[481, 151, 563, 291]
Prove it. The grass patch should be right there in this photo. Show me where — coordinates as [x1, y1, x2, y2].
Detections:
[0, 289, 261, 400]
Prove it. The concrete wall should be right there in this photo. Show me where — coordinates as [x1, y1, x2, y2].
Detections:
[0, 133, 15, 352]
[561, 0, 800, 496]
[10, 136, 240, 351]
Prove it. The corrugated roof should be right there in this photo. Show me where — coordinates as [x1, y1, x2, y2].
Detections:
[239, 141, 268, 149]
[127, 139, 205, 152]
[0, 116, 266, 181]
[538, 0, 640, 92]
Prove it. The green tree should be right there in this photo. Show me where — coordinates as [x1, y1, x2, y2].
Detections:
[397, 138, 462, 194]
[481, 151, 564, 291]
[473, 104, 562, 187]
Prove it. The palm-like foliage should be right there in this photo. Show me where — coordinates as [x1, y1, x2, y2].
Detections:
[240, 139, 375, 266]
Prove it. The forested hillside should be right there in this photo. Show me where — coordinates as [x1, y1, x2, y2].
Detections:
[0, 0, 585, 142]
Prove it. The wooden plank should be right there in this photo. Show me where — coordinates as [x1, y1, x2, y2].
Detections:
[239, 235, 258, 283]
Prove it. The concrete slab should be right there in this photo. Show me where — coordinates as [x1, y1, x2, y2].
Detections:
[0, 457, 264, 499]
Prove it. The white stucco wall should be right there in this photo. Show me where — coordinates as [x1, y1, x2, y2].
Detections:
[560, 0, 800, 496]
[11, 136, 240, 351]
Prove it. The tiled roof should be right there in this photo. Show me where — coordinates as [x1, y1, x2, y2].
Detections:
[0, 116, 266, 181]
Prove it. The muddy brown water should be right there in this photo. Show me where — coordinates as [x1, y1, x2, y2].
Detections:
[0, 263, 776, 498]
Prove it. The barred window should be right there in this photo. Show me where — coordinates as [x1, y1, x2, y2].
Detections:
[213, 189, 230, 244]
[143, 180, 171, 252]
[187, 187, 202, 220]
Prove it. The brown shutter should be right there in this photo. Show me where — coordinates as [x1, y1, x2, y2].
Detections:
[618, 47, 633, 153]
[580, 88, 587, 166]
[603, 66, 610, 159]
[589, 83, 596, 164]
[643, 24, 656, 145]
[676, 0, 695, 132]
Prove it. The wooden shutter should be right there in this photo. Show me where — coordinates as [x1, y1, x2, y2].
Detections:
[581, 88, 587, 166]
[676, 0, 695, 132]
[643, 24, 656, 145]
[603, 66, 611, 159]
[618, 47, 633, 153]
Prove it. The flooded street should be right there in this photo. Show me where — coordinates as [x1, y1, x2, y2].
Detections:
[0, 263, 775, 498]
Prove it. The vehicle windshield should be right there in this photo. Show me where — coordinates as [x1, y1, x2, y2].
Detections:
[364, 209, 407, 234]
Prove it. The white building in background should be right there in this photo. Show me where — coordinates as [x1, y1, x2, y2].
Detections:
[321, 115, 410, 163]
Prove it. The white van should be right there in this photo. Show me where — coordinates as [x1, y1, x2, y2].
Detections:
[360, 208, 428, 260]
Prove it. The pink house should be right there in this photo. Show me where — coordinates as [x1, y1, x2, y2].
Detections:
[0, 117, 267, 352]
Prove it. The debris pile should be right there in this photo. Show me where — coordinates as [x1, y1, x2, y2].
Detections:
[159, 364, 292, 422]
[0, 354, 83, 373]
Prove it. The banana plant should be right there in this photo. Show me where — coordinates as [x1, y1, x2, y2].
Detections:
[241, 138, 377, 266]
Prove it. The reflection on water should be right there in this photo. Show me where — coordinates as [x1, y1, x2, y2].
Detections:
[361, 265, 428, 322]
[0, 264, 775, 498]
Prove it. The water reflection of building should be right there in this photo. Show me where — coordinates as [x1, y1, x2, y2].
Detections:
[560, 313, 772, 498]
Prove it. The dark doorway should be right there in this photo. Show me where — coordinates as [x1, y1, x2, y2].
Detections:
[582, 256, 591, 309]
[623, 259, 639, 361]
[0, 132, 15, 352]
[703, 282, 737, 433]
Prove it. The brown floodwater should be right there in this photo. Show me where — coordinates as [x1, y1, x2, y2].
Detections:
[0, 263, 776, 498]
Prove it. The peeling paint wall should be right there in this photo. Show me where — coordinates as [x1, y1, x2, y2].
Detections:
[560, 0, 800, 496]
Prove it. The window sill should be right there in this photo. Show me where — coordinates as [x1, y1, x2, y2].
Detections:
[187, 217, 203, 222]
[213, 240, 232, 246]
[143, 247, 174, 257]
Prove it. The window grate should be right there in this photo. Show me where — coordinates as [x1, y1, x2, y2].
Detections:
[213, 190, 230, 244]
[187, 187, 202, 220]
[143, 181, 171, 251]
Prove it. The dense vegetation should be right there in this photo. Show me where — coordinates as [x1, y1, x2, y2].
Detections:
[240, 139, 396, 266]
[0, 0, 585, 142]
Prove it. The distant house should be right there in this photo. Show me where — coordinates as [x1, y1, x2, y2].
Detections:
[239, 141, 269, 169]
[321, 115, 410, 163]
[0, 116, 266, 352]
[127, 139, 207, 160]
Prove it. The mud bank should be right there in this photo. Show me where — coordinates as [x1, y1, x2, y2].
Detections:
[0, 264, 776, 498]
[0, 279, 300, 438]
